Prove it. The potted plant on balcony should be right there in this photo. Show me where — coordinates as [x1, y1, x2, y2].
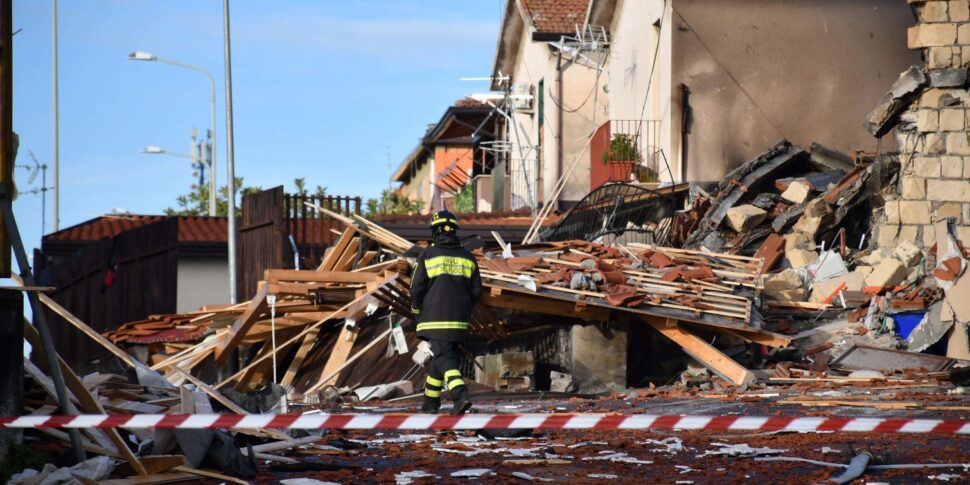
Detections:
[602, 133, 639, 182]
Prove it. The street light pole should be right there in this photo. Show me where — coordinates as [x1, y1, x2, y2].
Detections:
[52, 0, 58, 231]
[127, 52, 216, 217]
[223, 0, 238, 306]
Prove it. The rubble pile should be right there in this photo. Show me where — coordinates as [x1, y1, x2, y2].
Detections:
[10, 146, 970, 483]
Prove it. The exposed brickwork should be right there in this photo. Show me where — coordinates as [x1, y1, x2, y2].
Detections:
[876, 1, 970, 248]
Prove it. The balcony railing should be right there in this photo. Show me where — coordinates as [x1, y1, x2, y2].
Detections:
[590, 119, 662, 190]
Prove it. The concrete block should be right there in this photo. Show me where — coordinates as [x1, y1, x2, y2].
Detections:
[952, 0, 970, 21]
[475, 351, 535, 391]
[929, 46, 955, 68]
[894, 240, 924, 267]
[854, 265, 874, 281]
[764, 268, 803, 296]
[899, 200, 933, 225]
[917, 109, 940, 132]
[963, 46, 970, 66]
[570, 323, 627, 392]
[942, 155, 964, 177]
[900, 225, 920, 244]
[784, 232, 814, 251]
[957, 225, 970, 246]
[861, 247, 895, 266]
[960, 21, 970, 43]
[864, 258, 908, 289]
[786, 248, 818, 269]
[922, 1, 950, 22]
[877, 225, 900, 248]
[930, 68, 968, 88]
[964, 157, 970, 177]
[920, 87, 955, 108]
[884, 200, 901, 224]
[810, 272, 867, 303]
[781, 180, 813, 204]
[909, 23, 957, 48]
[946, 132, 970, 154]
[937, 202, 963, 222]
[902, 177, 927, 199]
[913, 156, 942, 177]
[928, 179, 970, 201]
[724, 204, 767, 233]
[925, 132, 946, 154]
[940, 108, 967, 131]
[923, 225, 938, 247]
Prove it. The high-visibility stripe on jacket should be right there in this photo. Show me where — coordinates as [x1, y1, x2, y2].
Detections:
[410, 236, 482, 342]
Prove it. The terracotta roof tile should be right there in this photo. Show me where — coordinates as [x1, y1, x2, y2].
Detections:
[46, 215, 228, 244]
[522, 0, 589, 34]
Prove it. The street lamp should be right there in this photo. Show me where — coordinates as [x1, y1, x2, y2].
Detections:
[127, 51, 217, 217]
[141, 145, 209, 188]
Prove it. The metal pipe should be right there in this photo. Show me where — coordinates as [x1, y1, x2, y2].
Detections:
[556, 49, 563, 211]
[52, 0, 59, 231]
[223, 0, 237, 305]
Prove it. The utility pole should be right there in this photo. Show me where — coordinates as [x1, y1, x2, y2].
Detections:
[52, 0, 59, 231]
[223, 0, 237, 305]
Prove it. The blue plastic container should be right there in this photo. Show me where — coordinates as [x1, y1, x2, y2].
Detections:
[893, 311, 926, 340]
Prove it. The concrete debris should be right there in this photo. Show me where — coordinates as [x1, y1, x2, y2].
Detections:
[864, 66, 927, 137]
[696, 443, 787, 458]
[450, 468, 496, 478]
[864, 258, 908, 290]
[726, 205, 768, 232]
[395, 471, 440, 485]
[781, 180, 814, 204]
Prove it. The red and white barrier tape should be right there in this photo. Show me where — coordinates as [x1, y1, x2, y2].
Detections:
[1, 414, 968, 434]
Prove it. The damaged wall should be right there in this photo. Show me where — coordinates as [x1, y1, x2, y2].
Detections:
[671, 0, 920, 183]
[875, 0, 970, 248]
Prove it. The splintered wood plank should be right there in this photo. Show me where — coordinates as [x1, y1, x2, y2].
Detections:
[172, 466, 249, 485]
[216, 284, 269, 362]
[117, 455, 187, 476]
[14, 275, 138, 368]
[640, 316, 755, 386]
[305, 325, 394, 394]
[281, 326, 320, 387]
[315, 324, 359, 389]
[333, 237, 362, 271]
[318, 227, 356, 270]
[24, 321, 148, 475]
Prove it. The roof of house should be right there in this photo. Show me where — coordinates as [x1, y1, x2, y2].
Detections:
[491, 0, 591, 89]
[391, 102, 494, 184]
[522, 0, 590, 34]
[46, 215, 228, 244]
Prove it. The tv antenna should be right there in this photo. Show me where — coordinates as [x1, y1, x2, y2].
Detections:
[16, 150, 53, 236]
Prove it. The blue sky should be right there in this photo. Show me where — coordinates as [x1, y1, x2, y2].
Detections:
[11, 0, 501, 256]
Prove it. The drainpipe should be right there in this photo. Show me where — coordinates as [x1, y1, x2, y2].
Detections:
[679, 84, 691, 183]
[557, 49, 564, 210]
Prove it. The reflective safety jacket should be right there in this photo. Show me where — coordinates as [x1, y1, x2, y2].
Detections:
[410, 234, 483, 342]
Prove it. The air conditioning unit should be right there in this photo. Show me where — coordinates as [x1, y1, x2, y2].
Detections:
[511, 83, 534, 113]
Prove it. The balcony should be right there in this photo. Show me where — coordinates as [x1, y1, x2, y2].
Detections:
[590, 119, 662, 190]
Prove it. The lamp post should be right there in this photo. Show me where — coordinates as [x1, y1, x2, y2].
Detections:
[127, 51, 217, 217]
[141, 145, 208, 189]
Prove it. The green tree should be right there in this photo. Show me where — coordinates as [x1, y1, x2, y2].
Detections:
[165, 177, 261, 216]
[293, 177, 328, 198]
[452, 184, 474, 214]
[364, 187, 423, 219]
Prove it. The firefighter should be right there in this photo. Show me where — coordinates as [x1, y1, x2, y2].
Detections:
[410, 209, 482, 414]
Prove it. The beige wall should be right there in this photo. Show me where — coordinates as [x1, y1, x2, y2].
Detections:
[603, 0, 678, 183]
[176, 256, 228, 313]
[505, 17, 610, 207]
[670, 0, 920, 182]
[399, 155, 432, 213]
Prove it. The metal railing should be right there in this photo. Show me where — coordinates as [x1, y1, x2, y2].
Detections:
[596, 119, 663, 183]
[282, 194, 361, 268]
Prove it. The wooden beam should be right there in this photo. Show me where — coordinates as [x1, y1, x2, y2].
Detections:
[333, 237, 361, 271]
[216, 284, 269, 362]
[24, 321, 148, 475]
[305, 325, 394, 394]
[704, 326, 792, 349]
[479, 290, 610, 321]
[14, 275, 138, 368]
[264, 269, 378, 284]
[281, 326, 320, 387]
[315, 324, 359, 389]
[639, 316, 756, 386]
[318, 226, 357, 270]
